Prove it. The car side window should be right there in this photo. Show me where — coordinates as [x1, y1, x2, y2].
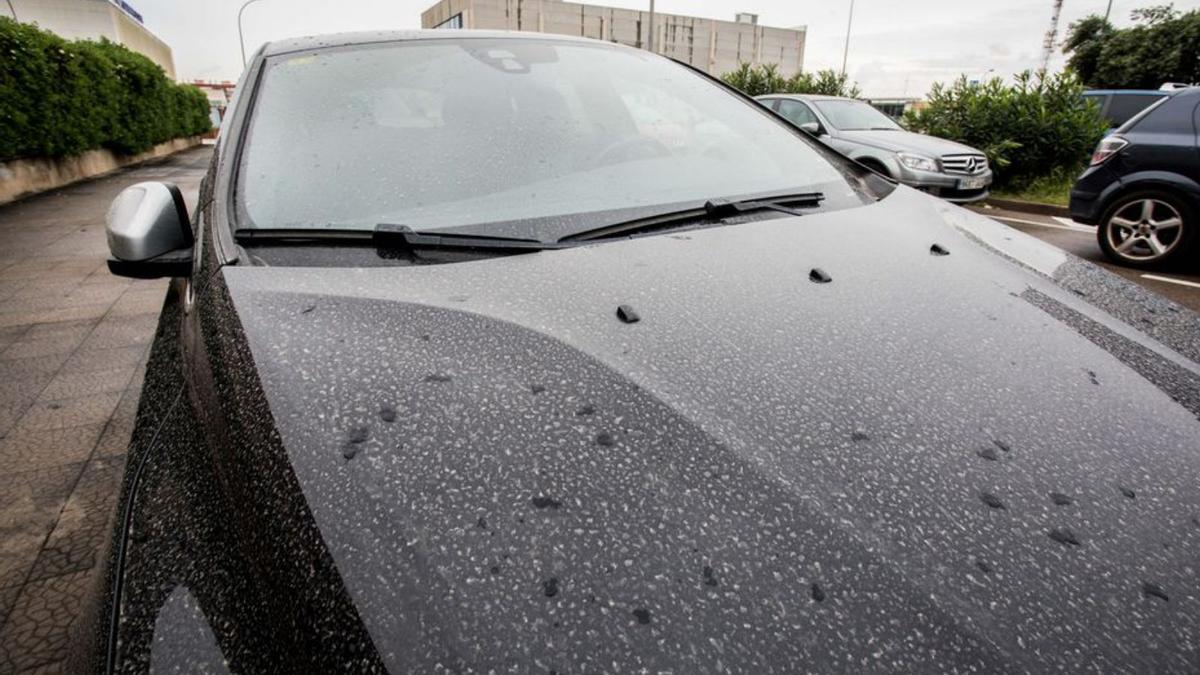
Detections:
[1107, 94, 1166, 127]
[776, 99, 818, 128]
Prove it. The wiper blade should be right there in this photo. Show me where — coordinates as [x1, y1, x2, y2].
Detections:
[236, 226, 568, 251]
[374, 224, 569, 251]
[560, 191, 824, 243]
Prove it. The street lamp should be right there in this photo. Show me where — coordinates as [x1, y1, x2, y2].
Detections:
[238, 0, 266, 67]
[840, 0, 855, 77]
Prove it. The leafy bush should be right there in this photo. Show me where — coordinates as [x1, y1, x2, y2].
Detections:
[903, 71, 1107, 188]
[0, 17, 210, 161]
[721, 63, 861, 98]
[1064, 4, 1200, 89]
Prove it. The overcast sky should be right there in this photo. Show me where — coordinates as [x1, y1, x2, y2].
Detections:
[131, 0, 1200, 96]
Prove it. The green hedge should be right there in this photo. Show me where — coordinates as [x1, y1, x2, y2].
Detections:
[0, 17, 211, 161]
[903, 71, 1107, 189]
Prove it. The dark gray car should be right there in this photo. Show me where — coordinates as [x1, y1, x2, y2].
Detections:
[72, 30, 1200, 674]
[758, 94, 994, 202]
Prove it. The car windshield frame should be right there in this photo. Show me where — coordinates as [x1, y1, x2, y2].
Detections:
[228, 35, 881, 244]
[811, 99, 902, 131]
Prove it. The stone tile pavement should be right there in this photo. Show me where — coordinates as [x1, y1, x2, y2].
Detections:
[0, 147, 212, 673]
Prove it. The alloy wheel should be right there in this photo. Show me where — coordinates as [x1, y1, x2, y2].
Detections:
[1105, 198, 1183, 262]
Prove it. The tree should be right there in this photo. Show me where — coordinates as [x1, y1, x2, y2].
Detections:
[1063, 4, 1200, 89]
[720, 63, 861, 98]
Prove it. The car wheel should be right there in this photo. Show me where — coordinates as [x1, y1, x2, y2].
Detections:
[1097, 190, 1195, 269]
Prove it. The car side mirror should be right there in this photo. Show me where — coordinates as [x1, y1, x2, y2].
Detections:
[105, 182, 194, 279]
[799, 121, 824, 136]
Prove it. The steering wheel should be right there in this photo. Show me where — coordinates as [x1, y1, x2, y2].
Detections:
[590, 135, 671, 167]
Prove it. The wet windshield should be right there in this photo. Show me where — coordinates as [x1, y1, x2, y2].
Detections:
[237, 38, 866, 241]
[813, 100, 902, 131]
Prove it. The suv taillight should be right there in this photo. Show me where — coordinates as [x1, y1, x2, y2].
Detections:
[1090, 136, 1128, 166]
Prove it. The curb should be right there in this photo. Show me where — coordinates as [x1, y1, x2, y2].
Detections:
[982, 197, 1070, 218]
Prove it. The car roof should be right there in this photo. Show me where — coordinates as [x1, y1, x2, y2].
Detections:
[261, 29, 614, 58]
[1083, 89, 1169, 96]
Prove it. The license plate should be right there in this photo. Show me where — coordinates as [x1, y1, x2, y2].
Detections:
[958, 176, 988, 190]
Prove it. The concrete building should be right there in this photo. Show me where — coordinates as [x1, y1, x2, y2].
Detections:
[7, 0, 176, 78]
[189, 80, 238, 137]
[420, 0, 805, 77]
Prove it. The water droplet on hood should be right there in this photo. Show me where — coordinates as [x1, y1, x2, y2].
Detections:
[1120, 487, 1136, 499]
[850, 431, 870, 442]
[596, 433, 616, 447]
[576, 404, 596, 416]
[702, 565, 718, 586]
[810, 582, 826, 602]
[1050, 492, 1073, 506]
[977, 447, 1000, 461]
[930, 243, 950, 256]
[424, 373, 452, 383]
[379, 405, 396, 422]
[543, 578, 560, 597]
[632, 608, 652, 624]
[809, 268, 832, 284]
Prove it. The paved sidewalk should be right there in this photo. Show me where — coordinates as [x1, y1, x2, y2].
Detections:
[0, 146, 211, 674]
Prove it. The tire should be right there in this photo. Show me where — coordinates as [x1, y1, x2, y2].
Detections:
[1096, 189, 1196, 269]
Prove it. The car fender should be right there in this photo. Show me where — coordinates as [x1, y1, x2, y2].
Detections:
[1102, 169, 1200, 215]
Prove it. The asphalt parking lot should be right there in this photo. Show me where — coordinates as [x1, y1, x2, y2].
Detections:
[0, 146, 207, 673]
[971, 204, 1200, 313]
[0, 147, 1197, 672]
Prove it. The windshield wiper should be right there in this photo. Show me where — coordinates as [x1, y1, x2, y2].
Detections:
[236, 226, 568, 251]
[560, 192, 824, 243]
[374, 224, 569, 251]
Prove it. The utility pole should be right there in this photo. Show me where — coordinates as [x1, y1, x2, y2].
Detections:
[840, 0, 855, 76]
[1040, 0, 1064, 73]
[1103, 0, 1114, 22]
[5, 0, 17, 20]
[647, 0, 655, 53]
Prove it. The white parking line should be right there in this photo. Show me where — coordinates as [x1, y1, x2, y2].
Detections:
[989, 215, 1096, 233]
[1141, 274, 1200, 289]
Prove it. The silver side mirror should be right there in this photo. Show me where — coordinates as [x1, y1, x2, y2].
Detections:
[799, 122, 823, 136]
[105, 182, 194, 278]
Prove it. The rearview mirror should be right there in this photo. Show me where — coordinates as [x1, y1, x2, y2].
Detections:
[105, 182, 194, 279]
[799, 122, 823, 136]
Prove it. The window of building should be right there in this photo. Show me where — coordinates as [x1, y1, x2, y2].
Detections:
[434, 13, 463, 29]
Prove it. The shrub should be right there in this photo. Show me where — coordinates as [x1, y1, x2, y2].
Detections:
[721, 63, 861, 98]
[0, 17, 211, 161]
[903, 71, 1107, 188]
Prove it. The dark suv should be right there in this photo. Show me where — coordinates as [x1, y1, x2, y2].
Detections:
[1070, 87, 1200, 268]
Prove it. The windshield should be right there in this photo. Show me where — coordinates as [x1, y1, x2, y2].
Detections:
[812, 100, 901, 131]
[237, 38, 865, 241]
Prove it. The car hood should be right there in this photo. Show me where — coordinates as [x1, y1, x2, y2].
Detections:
[838, 128, 984, 157]
[224, 187, 1200, 672]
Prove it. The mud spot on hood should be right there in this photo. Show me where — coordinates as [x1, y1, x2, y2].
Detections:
[1048, 528, 1082, 547]
[531, 496, 562, 510]
[979, 492, 1005, 509]
[1142, 582, 1169, 602]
